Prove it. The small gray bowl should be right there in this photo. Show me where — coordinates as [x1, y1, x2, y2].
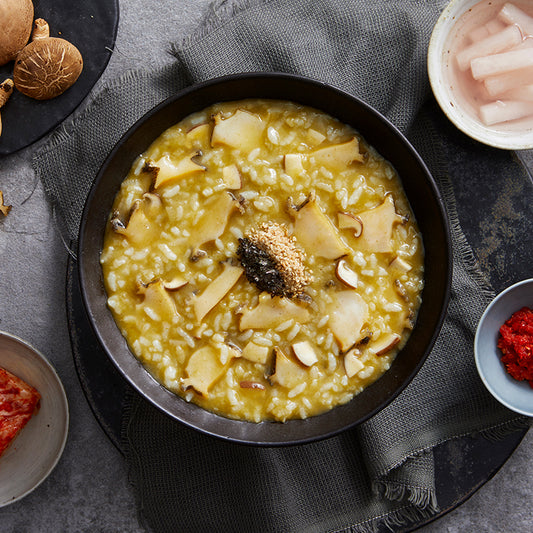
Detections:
[475, 279, 533, 416]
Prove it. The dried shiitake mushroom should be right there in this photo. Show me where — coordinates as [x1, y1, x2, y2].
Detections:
[0, 78, 14, 136]
[0, 191, 12, 217]
[0, 0, 34, 66]
[13, 18, 83, 100]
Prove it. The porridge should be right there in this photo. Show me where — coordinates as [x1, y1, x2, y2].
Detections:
[101, 99, 424, 422]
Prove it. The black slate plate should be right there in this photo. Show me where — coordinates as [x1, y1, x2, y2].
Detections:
[0, 0, 119, 155]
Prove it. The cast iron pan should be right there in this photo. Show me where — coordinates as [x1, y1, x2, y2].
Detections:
[78, 72, 452, 445]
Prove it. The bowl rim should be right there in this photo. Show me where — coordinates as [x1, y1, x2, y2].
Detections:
[78, 71, 452, 445]
[427, 0, 533, 151]
[474, 278, 533, 416]
[0, 330, 70, 506]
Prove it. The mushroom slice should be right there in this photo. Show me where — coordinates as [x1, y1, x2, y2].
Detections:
[13, 19, 83, 100]
[186, 123, 211, 148]
[137, 279, 180, 323]
[269, 347, 307, 389]
[337, 212, 363, 237]
[310, 137, 363, 169]
[141, 192, 163, 215]
[239, 292, 311, 330]
[370, 333, 401, 356]
[190, 192, 239, 254]
[335, 259, 358, 289]
[221, 164, 242, 189]
[111, 197, 160, 247]
[162, 276, 188, 291]
[307, 128, 326, 145]
[289, 193, 350, 260]
[355, 195, 404, 253]
[153, 153, 205, 189]
[389, 256, 412, 273]
[182, 345, 237, 397]
[327, 290, 369, 352]
[241, 341, 270, 365]
[211, 109, 265, 151]
[344, 348, 364, 378]
[284, 154, 305, 177]
[291, 340, 318, 367]
[192, 262, 243, 322]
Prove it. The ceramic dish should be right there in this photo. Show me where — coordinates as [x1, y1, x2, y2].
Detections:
[428, 0, 533, 150]
[79, 72, 452, 445]
[0, 331, 69, 507]
[475, 279, 533, 416]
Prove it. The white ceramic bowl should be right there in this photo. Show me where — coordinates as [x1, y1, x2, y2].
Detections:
[475, 279, 533, 417]
[0, 332, 69, 507]
[428, 0, 533, 150]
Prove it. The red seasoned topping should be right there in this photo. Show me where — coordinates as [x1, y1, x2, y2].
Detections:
[497, 307, 533, 388]
[0, 368, 41, 457]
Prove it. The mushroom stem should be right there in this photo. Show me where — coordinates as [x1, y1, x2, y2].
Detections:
[0, 79, 14, 137]
[31, 18, 50, 41]
[0, 79, 14, 107]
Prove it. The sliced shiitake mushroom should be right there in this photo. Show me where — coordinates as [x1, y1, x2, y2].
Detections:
[389, 255, 412, 273]
[269, 347, 307, 389]
[344, 348, 364, 378]
[335, 258, 358, 289]
[370, 333, 401, 355]
[13, 18, 83, 100]
[337, 212, 363, 237]
[291, 340, 318, 367]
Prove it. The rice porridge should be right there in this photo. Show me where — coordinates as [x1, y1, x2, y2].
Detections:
[101, 99, 424, 423]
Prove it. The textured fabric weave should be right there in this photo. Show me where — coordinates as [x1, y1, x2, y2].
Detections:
[33, 0, 530, 531]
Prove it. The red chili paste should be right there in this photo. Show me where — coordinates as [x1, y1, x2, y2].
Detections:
[497, 307, 533, 388]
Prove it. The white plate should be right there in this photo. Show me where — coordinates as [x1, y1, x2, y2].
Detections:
[0, 331, 69, 507]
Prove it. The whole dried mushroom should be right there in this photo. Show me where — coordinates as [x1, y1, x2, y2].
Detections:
[13, 18, 83, 100]
[0, 0, 34, 66]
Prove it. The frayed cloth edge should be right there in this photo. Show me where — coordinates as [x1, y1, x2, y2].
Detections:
[330, 501, 439, 533]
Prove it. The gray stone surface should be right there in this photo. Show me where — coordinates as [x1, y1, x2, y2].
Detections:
[0, 0, 531, 531]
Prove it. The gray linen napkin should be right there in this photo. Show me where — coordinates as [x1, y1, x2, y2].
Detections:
[33, 0, 530, 531]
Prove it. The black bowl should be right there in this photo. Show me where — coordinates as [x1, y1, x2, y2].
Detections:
[78, 72, 451, 446]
